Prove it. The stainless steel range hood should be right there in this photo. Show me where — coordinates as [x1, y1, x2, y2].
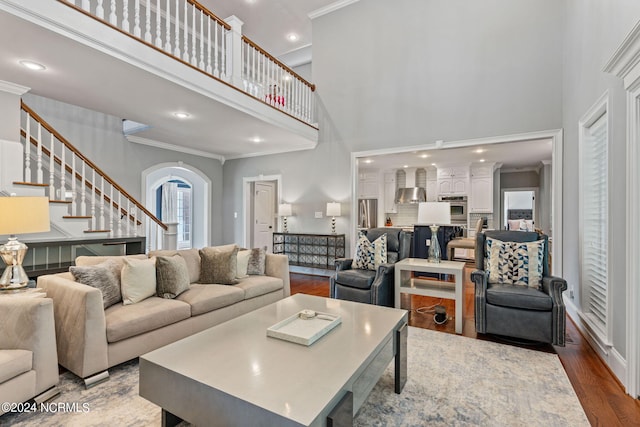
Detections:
[394, 168, 427, 204]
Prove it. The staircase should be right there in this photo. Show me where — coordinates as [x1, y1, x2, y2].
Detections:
[0, 101, 168, 251]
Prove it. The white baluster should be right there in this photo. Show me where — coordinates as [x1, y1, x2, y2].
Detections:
[220, 26, 227, 79]
[91, 169, 96, 229]
[118, 193, 123, 237]
[81, 0, 90, 11]
[24, 114, 31, 181]
[206, 17, 212, 74]
[190, 5, 197, 65]
[161, 0, 170, 52]
[97, 0, 104, 19]
[99, 175, 105, 230]
[122, 0, 130, 32]
[173, 0, 180, 57]
[213, 20, 219, 77]
[182, 1, 189, 62]
[244, 42, 249, 86]
[49, 134, 55, 200]
[199, 10, 205, 69]
[60, 145, 66, 201]
[36, 123, 43, 184]
[155, 0, 162, 48]
[81, 162, 86, 216]
[132, 206, 138, 236]
[127, 200, 132, 235]
[252, 46, 257, 93]
[134, 0, 141, 37]
[109, 0, 117, 25]
[71, 154, 77, 215]
[109, 186, 114, 235]
[144, 0, 152, 42]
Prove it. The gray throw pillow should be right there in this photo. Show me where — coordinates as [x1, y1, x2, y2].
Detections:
[199, 245, 239, 285]
[70, 261, 122, 309]
[156, 255, 191, 298]
[247, 247, 266, 275]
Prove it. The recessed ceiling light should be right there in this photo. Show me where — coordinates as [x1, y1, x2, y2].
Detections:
[403, 165, 409, 168]
[19, 60, 46, 71]
[479, 159, 486, 163]
[364, 159, 373, 164]
[250, 136, 262, 144]
[287, 33, 299, 42]
[474, 148, 485, 154]
[173, 112, 190, 119]
[431, 163, 436, 166]
[420, 154, 429, 158]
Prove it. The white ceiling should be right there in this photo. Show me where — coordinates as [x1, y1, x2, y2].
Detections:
[359, 139, 553, 171]
[0, 1, 342, 160]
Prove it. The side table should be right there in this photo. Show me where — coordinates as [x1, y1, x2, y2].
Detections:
[394, 258, 466, 334]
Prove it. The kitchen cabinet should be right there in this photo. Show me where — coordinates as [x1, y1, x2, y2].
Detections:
[383, 172, 397, 213]
[469, 164, 494, 213]
[358, 171, 379, 199]
[437, 167, 468, 195]
[426, 168, 437, 202]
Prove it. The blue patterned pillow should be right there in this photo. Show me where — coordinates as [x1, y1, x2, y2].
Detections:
[352, 232, 387, 271]
[486, 238, 544, 289]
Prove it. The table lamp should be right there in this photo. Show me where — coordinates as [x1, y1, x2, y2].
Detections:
[0, 196, 50, 289]
[417, 202, 451, 263]
[326, 202, 341, 234]
[278, 203, 293, 233]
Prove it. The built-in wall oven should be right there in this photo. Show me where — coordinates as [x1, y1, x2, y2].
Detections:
[438, 195, 467, 223]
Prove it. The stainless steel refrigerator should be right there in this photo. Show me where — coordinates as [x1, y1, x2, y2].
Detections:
[358, 199, 378, 229]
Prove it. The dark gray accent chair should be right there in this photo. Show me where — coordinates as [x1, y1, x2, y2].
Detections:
[471, 230, 567, 346]
[330, 228, 411, 307]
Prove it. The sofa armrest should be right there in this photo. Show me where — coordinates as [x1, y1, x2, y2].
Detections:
[471, 269, 489, 334]
[265, 253, 291, 297]
[0, 298, 58, 394]
[37, 274, 109, 379]
[370, 263, 395, 307]
[334, 258, 353, 271]
[542, 275, 568, 346]
[542, 276, 568, 304]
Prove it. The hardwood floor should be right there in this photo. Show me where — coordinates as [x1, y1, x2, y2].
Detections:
[289, 270, 640, 426]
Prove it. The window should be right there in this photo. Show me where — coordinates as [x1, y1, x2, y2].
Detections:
[579, 93, 609, 340]
[156, 179, 193, 249]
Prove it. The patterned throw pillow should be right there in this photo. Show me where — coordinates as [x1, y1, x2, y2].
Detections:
[486, 238, 545, 289]
[352, 232, 387, 271]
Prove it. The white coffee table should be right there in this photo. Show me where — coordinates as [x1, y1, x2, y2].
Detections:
[394, 258, 466, 334]
[139, 294, 408, 427]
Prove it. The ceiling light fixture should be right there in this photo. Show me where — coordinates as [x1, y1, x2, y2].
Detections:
[474, 148, 486, 154]
[173, 112, 190, 119]
[251, 136, 262, 144]
[431, 163, 436, 166]
[403, 165, 409, 168]
[420, 154, 429, 158]
[287, 33, 299, 42]
[479, 159, 486, 163]
[364, 159, 373, 164]
[19, 60, 46, 71]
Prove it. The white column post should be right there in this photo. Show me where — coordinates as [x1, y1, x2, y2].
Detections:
[163, 222, 179, 250]
[224, 15, 244, 89]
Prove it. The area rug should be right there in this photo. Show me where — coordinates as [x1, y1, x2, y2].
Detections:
[1, 327, 589, 426]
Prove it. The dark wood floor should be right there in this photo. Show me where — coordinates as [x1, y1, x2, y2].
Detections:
[289, 270, 640, 427]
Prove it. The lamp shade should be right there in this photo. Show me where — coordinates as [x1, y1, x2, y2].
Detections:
[278, 203, 292, 217]
[0, 196, 50, 235]
[326, 202, 341, 217]
[417, 202, 451, 225]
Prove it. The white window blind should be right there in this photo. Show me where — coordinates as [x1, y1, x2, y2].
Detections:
[581, 112, 608, 336]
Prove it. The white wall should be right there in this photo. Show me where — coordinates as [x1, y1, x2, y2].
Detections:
[223, 0, 564, 254]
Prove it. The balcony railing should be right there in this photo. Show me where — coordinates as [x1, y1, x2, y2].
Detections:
[60, 0, 316, 126]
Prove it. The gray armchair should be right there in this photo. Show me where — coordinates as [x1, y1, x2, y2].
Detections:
[330, 228, 411, 307]
[471, 230, 567, 346]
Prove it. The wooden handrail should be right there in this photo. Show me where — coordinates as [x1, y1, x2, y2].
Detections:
[242, 35, 316, 91]
[21, 102, 167, 231]
[187, 0, 231, 31]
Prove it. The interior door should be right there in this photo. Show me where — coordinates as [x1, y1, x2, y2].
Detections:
[253, 181, 275, 251]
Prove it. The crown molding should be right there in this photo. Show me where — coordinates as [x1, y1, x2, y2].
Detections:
[126, 135, 225, 163]
[0, 80, 30, 95]
[309, 0, 360, 20]
[604, 19, 640, 89]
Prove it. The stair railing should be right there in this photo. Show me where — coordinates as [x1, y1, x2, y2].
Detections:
[59, 0, 317, 126]
[20, 101, 168, 251]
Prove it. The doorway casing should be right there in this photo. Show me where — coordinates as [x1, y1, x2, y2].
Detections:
[242, 174, 282, 249]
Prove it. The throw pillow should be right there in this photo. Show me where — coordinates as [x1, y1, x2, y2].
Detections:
[70, 261, 121, 309]
[156, 255, 191, 299]
[121, 257, 157, 305]
[507, 220, 523, 231]
[247, 247, 266, 275]
[237, 249, 251, 278]
[199, 245, 239, 285]
[352, 232, 387, 271]
[486, 238, 545, 289]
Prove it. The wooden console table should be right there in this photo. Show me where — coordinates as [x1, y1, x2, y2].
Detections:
[272, 233, 345, 269]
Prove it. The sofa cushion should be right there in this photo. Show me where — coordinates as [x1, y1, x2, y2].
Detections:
[121, 257, 157, 305]
[69, 261, 122, 309]
[175, 284, 245, 316]
[235, 276, 283, 299]
[156, 255, 190, 299]
[200, 246, 239, 285]
[0, 349, 32, 383]
[236, 249, 251, 278]
[105, 297, 191, 343]
[486, 284, 552, 311]
[149, 249, 201, 284]
[246, 247, 266, 275]
[335, 269, 377, 290]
